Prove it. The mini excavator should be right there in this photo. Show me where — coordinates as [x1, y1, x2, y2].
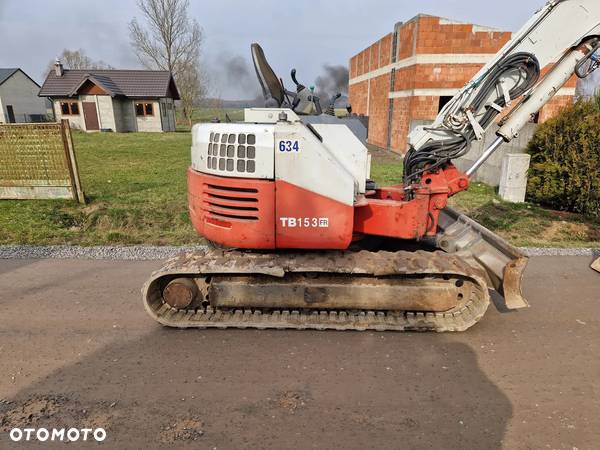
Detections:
[143, 0, 600, 331]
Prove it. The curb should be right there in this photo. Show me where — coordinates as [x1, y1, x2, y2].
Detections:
[0, 245, 598, 261]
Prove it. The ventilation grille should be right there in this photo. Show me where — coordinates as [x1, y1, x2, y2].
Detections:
[206, 132, 257, 174]
[203, 183, 259, 222]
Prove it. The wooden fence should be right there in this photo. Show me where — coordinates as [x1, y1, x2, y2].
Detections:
[0, 120, 85, 203]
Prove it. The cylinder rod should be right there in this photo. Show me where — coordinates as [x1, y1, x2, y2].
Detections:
[466, 136, 504, 177]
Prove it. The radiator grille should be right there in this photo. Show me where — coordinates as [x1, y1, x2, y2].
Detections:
[206, 132, 256, 174]
[203, 183, 259, 221]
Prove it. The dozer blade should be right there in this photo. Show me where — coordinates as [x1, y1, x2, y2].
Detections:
[592, 257, 600, 273]
[433, 207, 529, 310]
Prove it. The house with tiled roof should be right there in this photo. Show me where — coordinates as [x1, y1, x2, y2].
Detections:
[39, 61, 180, 132]
[0, 68, 48, 123]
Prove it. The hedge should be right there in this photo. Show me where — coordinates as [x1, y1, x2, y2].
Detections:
[526, 94, 600, 216]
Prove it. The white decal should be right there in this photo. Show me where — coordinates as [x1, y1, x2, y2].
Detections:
[280, 217, 329, 228]
[8, 427, 107, 442]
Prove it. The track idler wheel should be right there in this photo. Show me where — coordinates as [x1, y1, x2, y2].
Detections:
[162, 278, 199, 309]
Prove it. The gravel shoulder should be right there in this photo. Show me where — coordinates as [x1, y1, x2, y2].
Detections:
[0, 244, 597, 260]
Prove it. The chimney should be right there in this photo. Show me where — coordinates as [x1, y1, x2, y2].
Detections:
[54, 59, 64, 77]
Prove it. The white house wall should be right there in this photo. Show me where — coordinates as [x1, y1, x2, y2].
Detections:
[111, 98, 124, 132]
[0, 70, 47, 123]
[53, 99, 86, 130]
[51, 96, 175, 132]
[135, 99, 162, 132]
[95, 95, 116, 130]
[78, 95, 116, 131]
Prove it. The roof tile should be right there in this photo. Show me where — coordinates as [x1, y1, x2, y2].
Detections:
[39, 69, 179, 99]
[0, 68, 19, 86]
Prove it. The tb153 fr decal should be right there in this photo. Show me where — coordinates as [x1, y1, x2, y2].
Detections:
[280, 217, 329, 228]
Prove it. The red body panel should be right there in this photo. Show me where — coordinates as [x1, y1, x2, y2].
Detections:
[354, 164, 469, 240]
[275, 180, 354, 249]
[188, 164, 469, 249]
[188, 170, 275, 249]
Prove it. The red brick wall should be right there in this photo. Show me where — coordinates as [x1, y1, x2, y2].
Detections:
[398, 21, 417, 60]
[415, 16, 511, 54]
[366, 74, 391, 148]
[391, 96, 442, 152]
[379, 34, 393, 68]
[348, 81, 368, 116]
[349, 33, 393, 77]
[539, 96, 574, 123]
[390, 97, 411, 151]
[392, 64, 483, 91]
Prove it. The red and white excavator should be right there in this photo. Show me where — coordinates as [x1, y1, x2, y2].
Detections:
[143, 0, 600, 331]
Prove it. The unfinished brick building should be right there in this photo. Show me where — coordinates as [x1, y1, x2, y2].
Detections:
[348, 14, 576, 153]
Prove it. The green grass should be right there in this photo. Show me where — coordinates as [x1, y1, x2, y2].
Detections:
[0, 131, 202, 246]
[450, 184, 600, 247]
[0, 131, 598, 247]
[176, 108, 244, 131]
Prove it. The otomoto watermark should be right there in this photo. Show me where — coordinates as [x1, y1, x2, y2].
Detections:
[8, 427, 106, 443]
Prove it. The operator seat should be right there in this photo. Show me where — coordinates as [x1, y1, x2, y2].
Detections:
[251, 43, 285, 108]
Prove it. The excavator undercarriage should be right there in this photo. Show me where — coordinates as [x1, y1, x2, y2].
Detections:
[143, 249, 492, 332]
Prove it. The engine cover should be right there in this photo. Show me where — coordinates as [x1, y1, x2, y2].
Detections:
[188, 116, 364, 250]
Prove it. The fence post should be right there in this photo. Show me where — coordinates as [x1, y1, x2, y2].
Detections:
[61, 120, 86, 204]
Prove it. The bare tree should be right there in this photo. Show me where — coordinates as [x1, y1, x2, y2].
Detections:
[44, 48, 112, 77]
[129, 0, 202, 76]
[129, 0, 205, 125]
[177, 59, 207, 126]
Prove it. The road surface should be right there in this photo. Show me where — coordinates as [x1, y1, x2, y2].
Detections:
[0, 256, 598, 449]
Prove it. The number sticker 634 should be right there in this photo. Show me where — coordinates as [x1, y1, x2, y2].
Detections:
[278, 140, 300, 152]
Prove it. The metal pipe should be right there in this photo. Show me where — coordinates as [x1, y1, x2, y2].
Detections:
[466, 136, 504, 177]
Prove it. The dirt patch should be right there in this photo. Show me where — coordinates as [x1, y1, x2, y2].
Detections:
[276, 390, 308, 413]
[0, 395, 119, 433]
[0, 395, 64, 431]
[540, 221, 590, 241]
[159, 417, 204, 443]
[351, 412, 412, 430]
[81, 411, 114, 430]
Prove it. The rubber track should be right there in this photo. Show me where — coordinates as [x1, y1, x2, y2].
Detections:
[142, 249, 492, 332]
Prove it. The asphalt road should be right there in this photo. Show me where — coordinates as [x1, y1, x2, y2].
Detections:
[0, 256, 598, 449]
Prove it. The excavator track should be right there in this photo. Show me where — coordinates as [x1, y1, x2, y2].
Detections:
[142, 248, 494, 332]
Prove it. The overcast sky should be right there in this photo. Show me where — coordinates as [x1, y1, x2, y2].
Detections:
[0, 0, 597, 99]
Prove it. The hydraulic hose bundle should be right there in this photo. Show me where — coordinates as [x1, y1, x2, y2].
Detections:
[403, 52, 540, 188]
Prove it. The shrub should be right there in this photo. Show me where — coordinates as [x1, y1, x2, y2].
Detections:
[526, 93, 600, 216]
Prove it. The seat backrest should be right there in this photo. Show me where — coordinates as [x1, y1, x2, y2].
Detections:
[251, 43, 285, 107]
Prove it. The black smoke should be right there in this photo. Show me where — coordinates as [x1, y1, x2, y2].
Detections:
[315, 64, 349, 108]
[214, 54, 262, 101]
